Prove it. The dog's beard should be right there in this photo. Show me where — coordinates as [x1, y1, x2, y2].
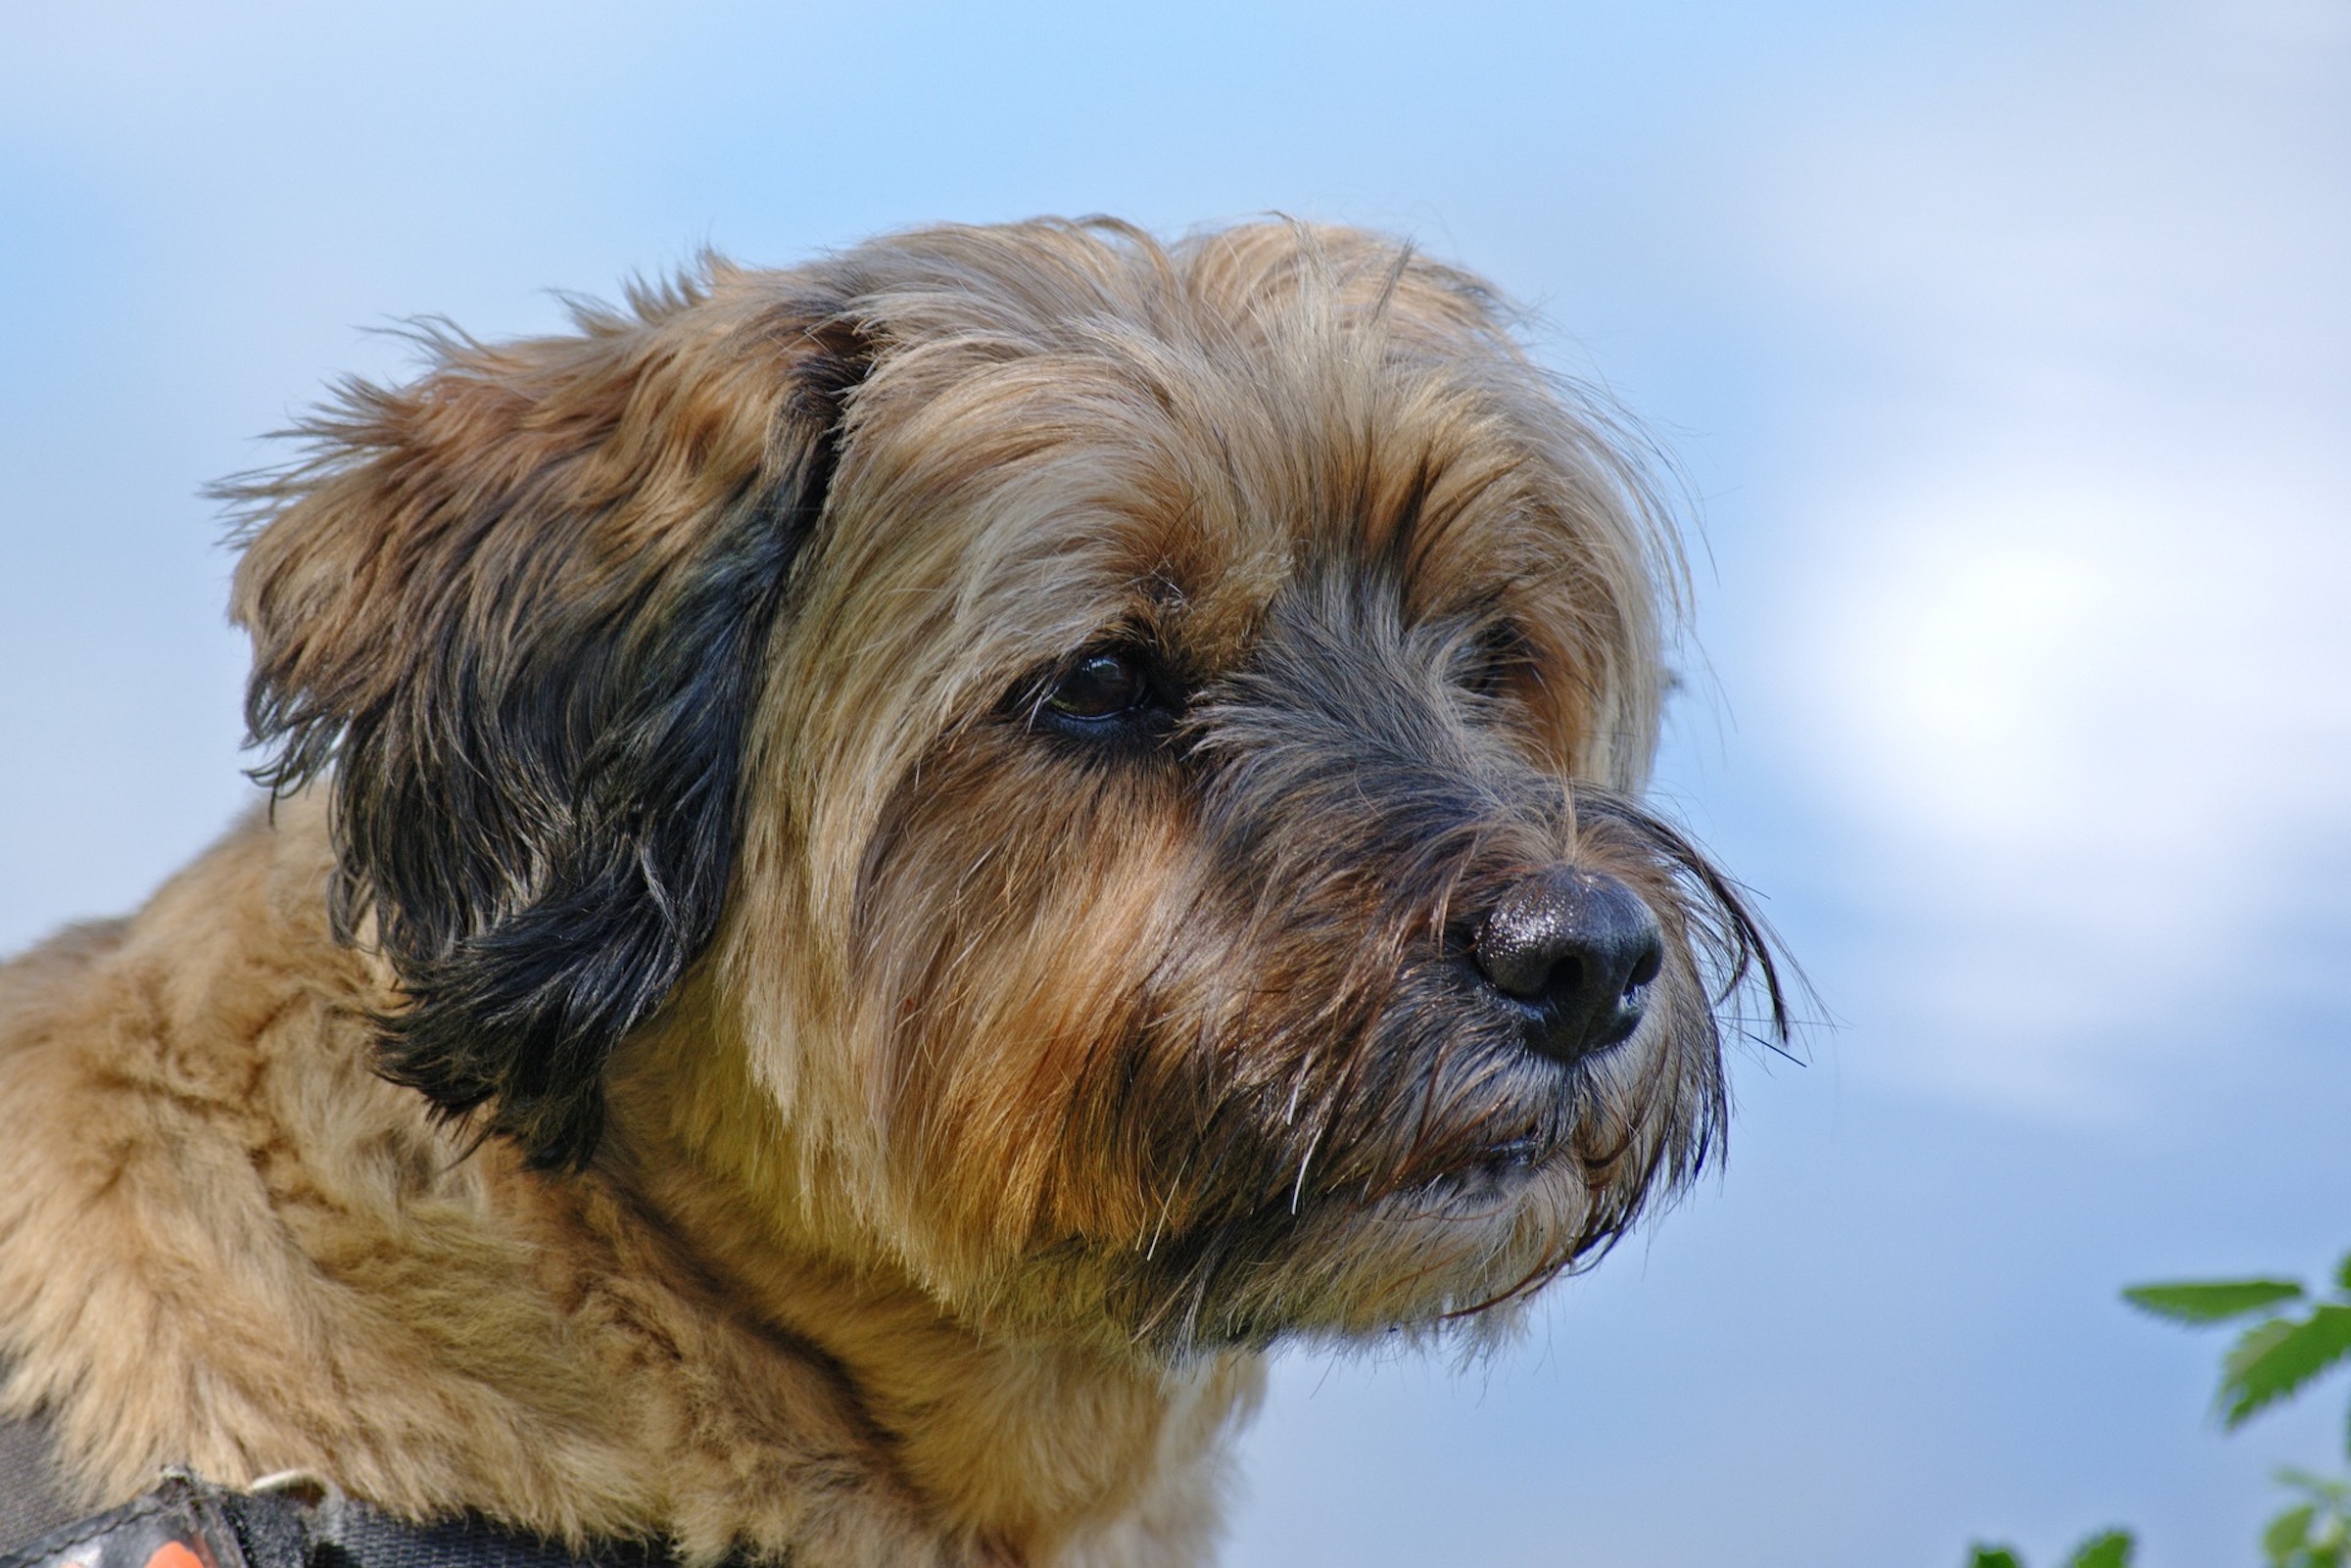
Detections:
[847, 582, 1780, 1357]
[1056, 801, 1750, 1354]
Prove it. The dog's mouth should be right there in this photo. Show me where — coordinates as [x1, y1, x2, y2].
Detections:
[1380, 966, 1648, 1196]
[1386, 1050, 1586, 1205]
[1424, 1132, 1558, 1203]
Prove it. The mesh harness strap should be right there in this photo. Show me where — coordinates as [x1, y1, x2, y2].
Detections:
[0, 1463, 678, 1568]
[0, 1403, 77, 1554]
[0, 1354, 684, 1568]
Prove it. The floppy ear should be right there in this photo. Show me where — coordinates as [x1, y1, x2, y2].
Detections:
[226, 266, 867, 1169]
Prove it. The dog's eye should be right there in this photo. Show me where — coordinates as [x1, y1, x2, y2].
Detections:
[1047, 652, 1149, 721]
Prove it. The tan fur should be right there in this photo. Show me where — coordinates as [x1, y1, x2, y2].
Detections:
[0, 796, 1252, 1565]
[0, 219, 1764, 1566]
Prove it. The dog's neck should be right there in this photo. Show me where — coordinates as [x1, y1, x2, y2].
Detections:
[598, 1010, 1260, 1564]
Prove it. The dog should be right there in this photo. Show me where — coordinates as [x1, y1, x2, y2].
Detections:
[0, 218, 1781, 1567]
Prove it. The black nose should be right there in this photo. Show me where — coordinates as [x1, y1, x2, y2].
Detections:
[1473, 869, 1664, 1064]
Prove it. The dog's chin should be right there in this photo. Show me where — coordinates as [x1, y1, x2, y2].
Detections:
[1234, 1169, 1603, 1345]
[961, 1018, 1702, 1354]
[1221, 1052, 1695, 1337]
[1069, 1144, 1609, 1354]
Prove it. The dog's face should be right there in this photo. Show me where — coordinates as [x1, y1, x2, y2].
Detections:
[230, 220, 1779, 1355]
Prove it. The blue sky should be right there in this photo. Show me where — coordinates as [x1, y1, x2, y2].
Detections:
[5, 2, 2347, 1563]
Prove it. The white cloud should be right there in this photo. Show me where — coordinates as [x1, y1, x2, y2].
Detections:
[1781, 465, 2351, 1110]
[1739, 3, 2351, 1115]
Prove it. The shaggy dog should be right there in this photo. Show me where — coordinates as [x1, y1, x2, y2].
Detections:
[0, 219, 1780, 1567]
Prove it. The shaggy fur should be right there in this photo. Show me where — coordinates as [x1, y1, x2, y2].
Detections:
[0, 218, 1781, 1567]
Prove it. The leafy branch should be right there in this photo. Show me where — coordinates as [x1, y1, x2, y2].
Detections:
[1968, 1529, 2134, 1568]
[2121, 1253, 2351, 1568]
[2124, 1257, 2351, 1436]
[1960, 1253, 2351, 1568]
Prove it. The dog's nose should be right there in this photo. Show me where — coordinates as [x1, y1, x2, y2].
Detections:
[1473, 869, 1664, 1064]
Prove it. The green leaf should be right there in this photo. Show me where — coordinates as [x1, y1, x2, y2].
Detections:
[2124, 1279, 2305, 1323]
[2267, 1503, 2317, 1562]
[2225, 1307, 2351, 1426]
[2333, 1253, 2351, 1299]
[2065, 1529, 2134, 1568]
[1969, 1547, 2024, 1568]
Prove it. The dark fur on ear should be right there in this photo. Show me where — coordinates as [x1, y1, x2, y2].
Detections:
[223, 268, 867, 1169]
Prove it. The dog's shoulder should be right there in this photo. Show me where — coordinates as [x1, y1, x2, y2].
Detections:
[0, 799, 430, 1504]
[0, 803, 984, 1564]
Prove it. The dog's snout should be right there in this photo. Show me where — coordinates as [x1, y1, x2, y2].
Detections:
[1473, 869, 1664, 1064]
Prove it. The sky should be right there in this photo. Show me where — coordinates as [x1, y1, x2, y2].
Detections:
[3, 1, 2347, 1563]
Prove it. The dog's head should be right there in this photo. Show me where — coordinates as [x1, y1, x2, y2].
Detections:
[230, 219, 1783, 1354]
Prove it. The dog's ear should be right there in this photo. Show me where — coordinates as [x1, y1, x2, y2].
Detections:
[226, 268, 867, 1169]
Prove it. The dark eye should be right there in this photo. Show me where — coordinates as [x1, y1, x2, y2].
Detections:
[1046, 651, 1149, 722]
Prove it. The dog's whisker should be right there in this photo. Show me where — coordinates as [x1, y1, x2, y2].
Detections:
[1287, 1124, 1326, 1217]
